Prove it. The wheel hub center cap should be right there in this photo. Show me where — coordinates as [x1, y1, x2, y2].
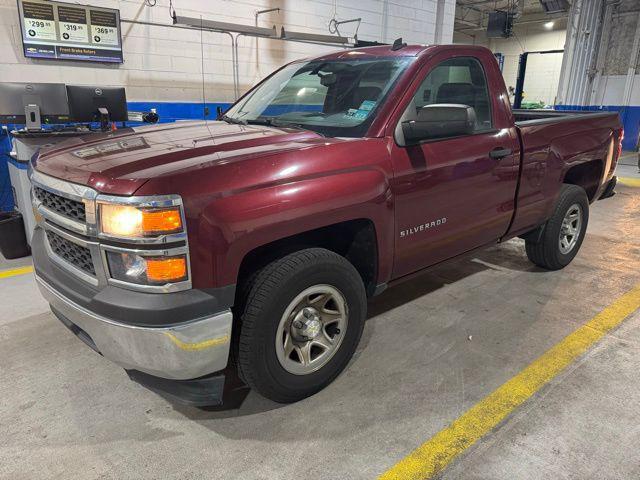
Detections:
[292, 307, 322, 340]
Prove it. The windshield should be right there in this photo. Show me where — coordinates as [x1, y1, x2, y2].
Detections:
[224, 57, 414, 137]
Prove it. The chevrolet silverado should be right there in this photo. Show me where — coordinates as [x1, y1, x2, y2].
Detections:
[29, 44, 622, 406]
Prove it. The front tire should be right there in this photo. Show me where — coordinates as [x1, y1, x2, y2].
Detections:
[525, 184, 589, 270]
[236, 248, 367, 403]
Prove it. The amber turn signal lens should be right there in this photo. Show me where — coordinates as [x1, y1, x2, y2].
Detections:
[141, 209, 182, 234]
[145, 257, 187, 283]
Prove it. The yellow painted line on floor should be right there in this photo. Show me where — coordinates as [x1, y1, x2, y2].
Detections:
[0, 265, 34, 279]
[618, 176, 640, 187]
[379, 283, 640, 480]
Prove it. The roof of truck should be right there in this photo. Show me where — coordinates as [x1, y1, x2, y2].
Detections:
[310, 43, 491, 61]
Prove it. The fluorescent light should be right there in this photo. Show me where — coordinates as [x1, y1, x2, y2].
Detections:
[544, 21, 555, 29]
[173, 15, 276, 37]
[280, 27, 349, 44]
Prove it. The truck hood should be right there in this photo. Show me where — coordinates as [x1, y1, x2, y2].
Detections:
[33, 121, 335, 195]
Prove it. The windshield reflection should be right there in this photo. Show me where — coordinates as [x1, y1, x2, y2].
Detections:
[224, 57, 414, 137]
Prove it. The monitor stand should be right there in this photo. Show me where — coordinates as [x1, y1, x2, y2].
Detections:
[97, 107, 111, 131]
[24, 104, 41, 131]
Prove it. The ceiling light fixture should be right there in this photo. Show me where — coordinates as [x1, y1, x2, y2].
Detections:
[173, 15, 277, 37]
[280, 27, 349, 44]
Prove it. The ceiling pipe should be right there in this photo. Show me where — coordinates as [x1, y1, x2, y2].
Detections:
[253, 8, 280, 83]
[328, 17, 361, 40]
[255, 7, 280, 26]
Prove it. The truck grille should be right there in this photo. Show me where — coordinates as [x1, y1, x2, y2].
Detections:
[34, 187, 86, 223]
[46, 230, 95, 276]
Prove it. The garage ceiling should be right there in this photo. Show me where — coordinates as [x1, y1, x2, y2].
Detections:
[455, 0, 571, 33]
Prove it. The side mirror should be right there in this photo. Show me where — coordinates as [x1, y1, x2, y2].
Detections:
[402, 104, 476, 143]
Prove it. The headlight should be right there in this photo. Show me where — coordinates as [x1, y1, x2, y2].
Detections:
[106, 251, 188, 285]
[100, 204, 183, 238]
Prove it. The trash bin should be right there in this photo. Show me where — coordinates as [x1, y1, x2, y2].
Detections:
[0, 211, 30, 259]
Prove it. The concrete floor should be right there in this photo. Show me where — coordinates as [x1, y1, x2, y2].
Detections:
[1, 157, 639, 479]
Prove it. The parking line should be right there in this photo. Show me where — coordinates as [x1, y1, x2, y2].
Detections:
[618, 176, 640, 187]
[0, 265, 34, 279]
[379, 283, 640, 480]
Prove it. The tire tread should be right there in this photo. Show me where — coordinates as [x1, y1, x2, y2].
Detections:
[525, 184, 589, 270]
[236, 248, 365, 402]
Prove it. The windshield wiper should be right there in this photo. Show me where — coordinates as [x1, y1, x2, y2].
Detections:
[220, 114, 247, 125]
[247, 117, 325, 136]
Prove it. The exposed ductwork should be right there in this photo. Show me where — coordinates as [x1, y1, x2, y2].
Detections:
[539, 0, 571, 13]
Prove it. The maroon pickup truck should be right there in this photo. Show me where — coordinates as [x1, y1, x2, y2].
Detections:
[29, 44, 622, 406]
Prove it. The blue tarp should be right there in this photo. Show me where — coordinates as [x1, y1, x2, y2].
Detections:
[0, 128, 15, 212]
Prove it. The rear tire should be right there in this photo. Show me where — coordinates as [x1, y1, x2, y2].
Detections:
[525, 184, 589, 270]
[236, 248, 367, 403]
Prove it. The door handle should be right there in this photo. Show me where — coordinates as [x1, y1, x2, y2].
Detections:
[489, 147, 512, 159]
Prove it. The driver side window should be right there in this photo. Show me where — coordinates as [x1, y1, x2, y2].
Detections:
[412, 57, 492, 131]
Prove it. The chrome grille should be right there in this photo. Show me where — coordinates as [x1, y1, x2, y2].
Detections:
[34, 186, 86, 223]
[46, 230, 96, 276]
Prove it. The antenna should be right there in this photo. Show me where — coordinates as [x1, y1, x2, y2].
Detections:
[391, 38, 407, 51]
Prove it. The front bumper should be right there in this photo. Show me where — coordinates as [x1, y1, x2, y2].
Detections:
[31, 225, 234, 385]
[36, 274, 233, 380]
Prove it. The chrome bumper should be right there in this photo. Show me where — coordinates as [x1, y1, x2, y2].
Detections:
[36, 275, 233, 380]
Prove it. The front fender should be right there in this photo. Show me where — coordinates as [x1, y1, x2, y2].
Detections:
[199, 166, 393, 288]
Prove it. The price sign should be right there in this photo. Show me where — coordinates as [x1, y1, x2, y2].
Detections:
[91, 25, 118, 46]
[90, 10, 119, 46]
[22, 2, 56, 41]
[24, 18, 56, 40]
[18, 0, 123, 63]
[58, 5, 88, 43]
[60, 22, 87, 42]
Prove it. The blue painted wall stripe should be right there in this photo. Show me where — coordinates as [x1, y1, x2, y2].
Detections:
[555, 104, 639, 151]
[127, 101, 232, 123]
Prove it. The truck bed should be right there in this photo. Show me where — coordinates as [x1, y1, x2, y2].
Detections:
[513, 109, 616, 126]
[509, 109, 621, 238]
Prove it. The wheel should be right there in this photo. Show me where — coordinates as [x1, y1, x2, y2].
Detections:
[525, 184, 589, 270]
[236, 248, 367, 403]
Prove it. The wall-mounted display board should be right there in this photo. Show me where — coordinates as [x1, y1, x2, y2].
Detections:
[17, 0, 123, 63]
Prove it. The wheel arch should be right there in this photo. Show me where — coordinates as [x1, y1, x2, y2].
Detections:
[235, 219, 381, 302]
[562, 159, 604, 203]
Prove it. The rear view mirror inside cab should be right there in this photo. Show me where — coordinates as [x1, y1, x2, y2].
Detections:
[319, 73, 337, 87]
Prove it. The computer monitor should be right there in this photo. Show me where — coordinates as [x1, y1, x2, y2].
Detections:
[66, 85, 128, 129]
[0, 82, 70, 124]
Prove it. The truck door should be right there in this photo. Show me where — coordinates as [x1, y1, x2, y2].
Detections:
[389, 54, 520, 278]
